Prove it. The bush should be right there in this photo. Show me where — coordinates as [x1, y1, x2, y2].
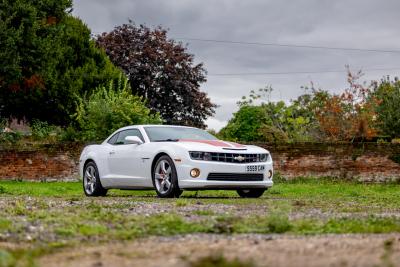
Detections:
[31, 120, 61, 141]
[373, 78, 400, 139]
[59, 125, 82, 142]
[75, 76, 162, 141]
[0, 119, 22, 145]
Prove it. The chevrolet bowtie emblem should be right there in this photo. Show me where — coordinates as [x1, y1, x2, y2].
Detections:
[234, 156, 245, 162]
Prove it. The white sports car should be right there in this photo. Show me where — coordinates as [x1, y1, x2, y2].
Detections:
[79, 125, 273, 198]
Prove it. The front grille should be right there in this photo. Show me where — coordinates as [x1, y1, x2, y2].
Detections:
[207, 173, 264, 181]
[210, 153, 266, 164]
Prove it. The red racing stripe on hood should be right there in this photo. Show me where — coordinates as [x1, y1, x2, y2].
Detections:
[178, 139, 245, 148]
[225, 141, 246, 148]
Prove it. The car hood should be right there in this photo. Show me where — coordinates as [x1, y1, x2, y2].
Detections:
[171, 139, 268, 153]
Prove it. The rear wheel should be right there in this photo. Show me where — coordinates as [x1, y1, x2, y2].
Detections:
[83, 162, 107, 197]
[237, 188, 266, 198]
[152, 156, 182, 198]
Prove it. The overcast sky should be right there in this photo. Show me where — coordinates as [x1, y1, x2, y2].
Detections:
[72, 0, 400, 130]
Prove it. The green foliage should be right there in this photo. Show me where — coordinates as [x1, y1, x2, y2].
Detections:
[31, 120, 61, 141]
[0, 132, 22, 145]
[0, 119, 22, 144]
[220, 87, 317, 142]
[372, 77, 400, 138]
[75, 75, 162, 141]
[261, 100, 315, 142]
[219, 105, 267, 141]
[58, 125, 81, 142]
[0, 0, 121, 125]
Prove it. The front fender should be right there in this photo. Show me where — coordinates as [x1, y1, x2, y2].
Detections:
[79, 145, 108, 179]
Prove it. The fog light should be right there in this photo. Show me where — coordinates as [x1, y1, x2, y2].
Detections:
[190, 168, 200, 178]
[268, 170, 273, 179]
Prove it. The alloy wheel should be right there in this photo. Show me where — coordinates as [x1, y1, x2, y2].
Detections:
[154, 159, 172, 194]
[84, 165, 97, 195]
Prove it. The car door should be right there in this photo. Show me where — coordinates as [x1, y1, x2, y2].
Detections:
[107, 129, 146, 187]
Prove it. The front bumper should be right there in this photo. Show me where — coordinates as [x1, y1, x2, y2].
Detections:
[176, 159, 274, 189]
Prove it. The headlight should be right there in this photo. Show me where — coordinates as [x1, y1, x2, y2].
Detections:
[259, 153, 269, 162]
[189, 151, 203, 160]
[189, 151, 212, 161]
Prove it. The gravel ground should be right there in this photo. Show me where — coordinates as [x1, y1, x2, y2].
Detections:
[37, 234, 400, 267]
[1, 196, 399, 221]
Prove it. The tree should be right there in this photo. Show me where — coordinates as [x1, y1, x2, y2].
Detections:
[96, 23, 216, 128]
[0, 0, 121, 125]
[221, 86, 316, 142]
[313, 68, 379, 141]
[75, 75, 161, 141]
[372, 77, 400, 138]
[219, 105, 267, 142]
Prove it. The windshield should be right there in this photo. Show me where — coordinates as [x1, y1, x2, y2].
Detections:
[144, 126, 218, 142]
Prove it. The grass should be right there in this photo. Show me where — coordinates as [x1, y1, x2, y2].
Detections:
[0, 179, 399, 212]
[0, 179, 399, 266]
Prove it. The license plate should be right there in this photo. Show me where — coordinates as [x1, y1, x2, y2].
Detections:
[246, 165, 265, 172]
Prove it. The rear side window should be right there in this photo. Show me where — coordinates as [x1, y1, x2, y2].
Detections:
[114, 129, 144, 145]
[107, 132, 119, 145]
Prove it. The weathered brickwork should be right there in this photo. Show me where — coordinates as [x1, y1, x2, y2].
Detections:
[0, 144, 82, 180]
[0, 143, 400, 182]
[257, 143, 400, 182]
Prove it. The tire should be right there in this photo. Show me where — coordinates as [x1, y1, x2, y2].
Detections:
[83, 161, 108, 197]
[236, 188, 266, 198]
[152, 155, 182, 198]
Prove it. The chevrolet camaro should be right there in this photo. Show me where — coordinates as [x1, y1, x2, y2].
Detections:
[79, 125, 273, 198]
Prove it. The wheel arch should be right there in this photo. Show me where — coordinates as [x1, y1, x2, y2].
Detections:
[151, 152, 171, 177]
[83, 158, 96, 169]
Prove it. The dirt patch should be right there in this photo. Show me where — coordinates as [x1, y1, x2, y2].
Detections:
[38, 234, 400, 267]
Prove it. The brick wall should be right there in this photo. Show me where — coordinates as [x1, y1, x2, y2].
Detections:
[257, 143, 400, 182]
[1, 142, 400, 182]
[0, 144, 83, 181]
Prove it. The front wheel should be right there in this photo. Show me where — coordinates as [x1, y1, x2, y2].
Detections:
[83, 162, 107, 197]
[237, 188, 266, 198]
[152, 156, 182, 198]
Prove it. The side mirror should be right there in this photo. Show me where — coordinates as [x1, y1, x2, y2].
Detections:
[125, 136, 143, 145]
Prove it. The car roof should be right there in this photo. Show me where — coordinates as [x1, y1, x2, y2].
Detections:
[117, 124, 197, 131]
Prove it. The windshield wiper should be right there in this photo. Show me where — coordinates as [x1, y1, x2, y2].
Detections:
[152, 139, 179, 142]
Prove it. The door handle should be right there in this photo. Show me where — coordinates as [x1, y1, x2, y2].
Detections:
[109, 151, 115, 155]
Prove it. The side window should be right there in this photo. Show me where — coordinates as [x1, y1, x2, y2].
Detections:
[107, 132, 119, 145]
[115, 129, 144, 145]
